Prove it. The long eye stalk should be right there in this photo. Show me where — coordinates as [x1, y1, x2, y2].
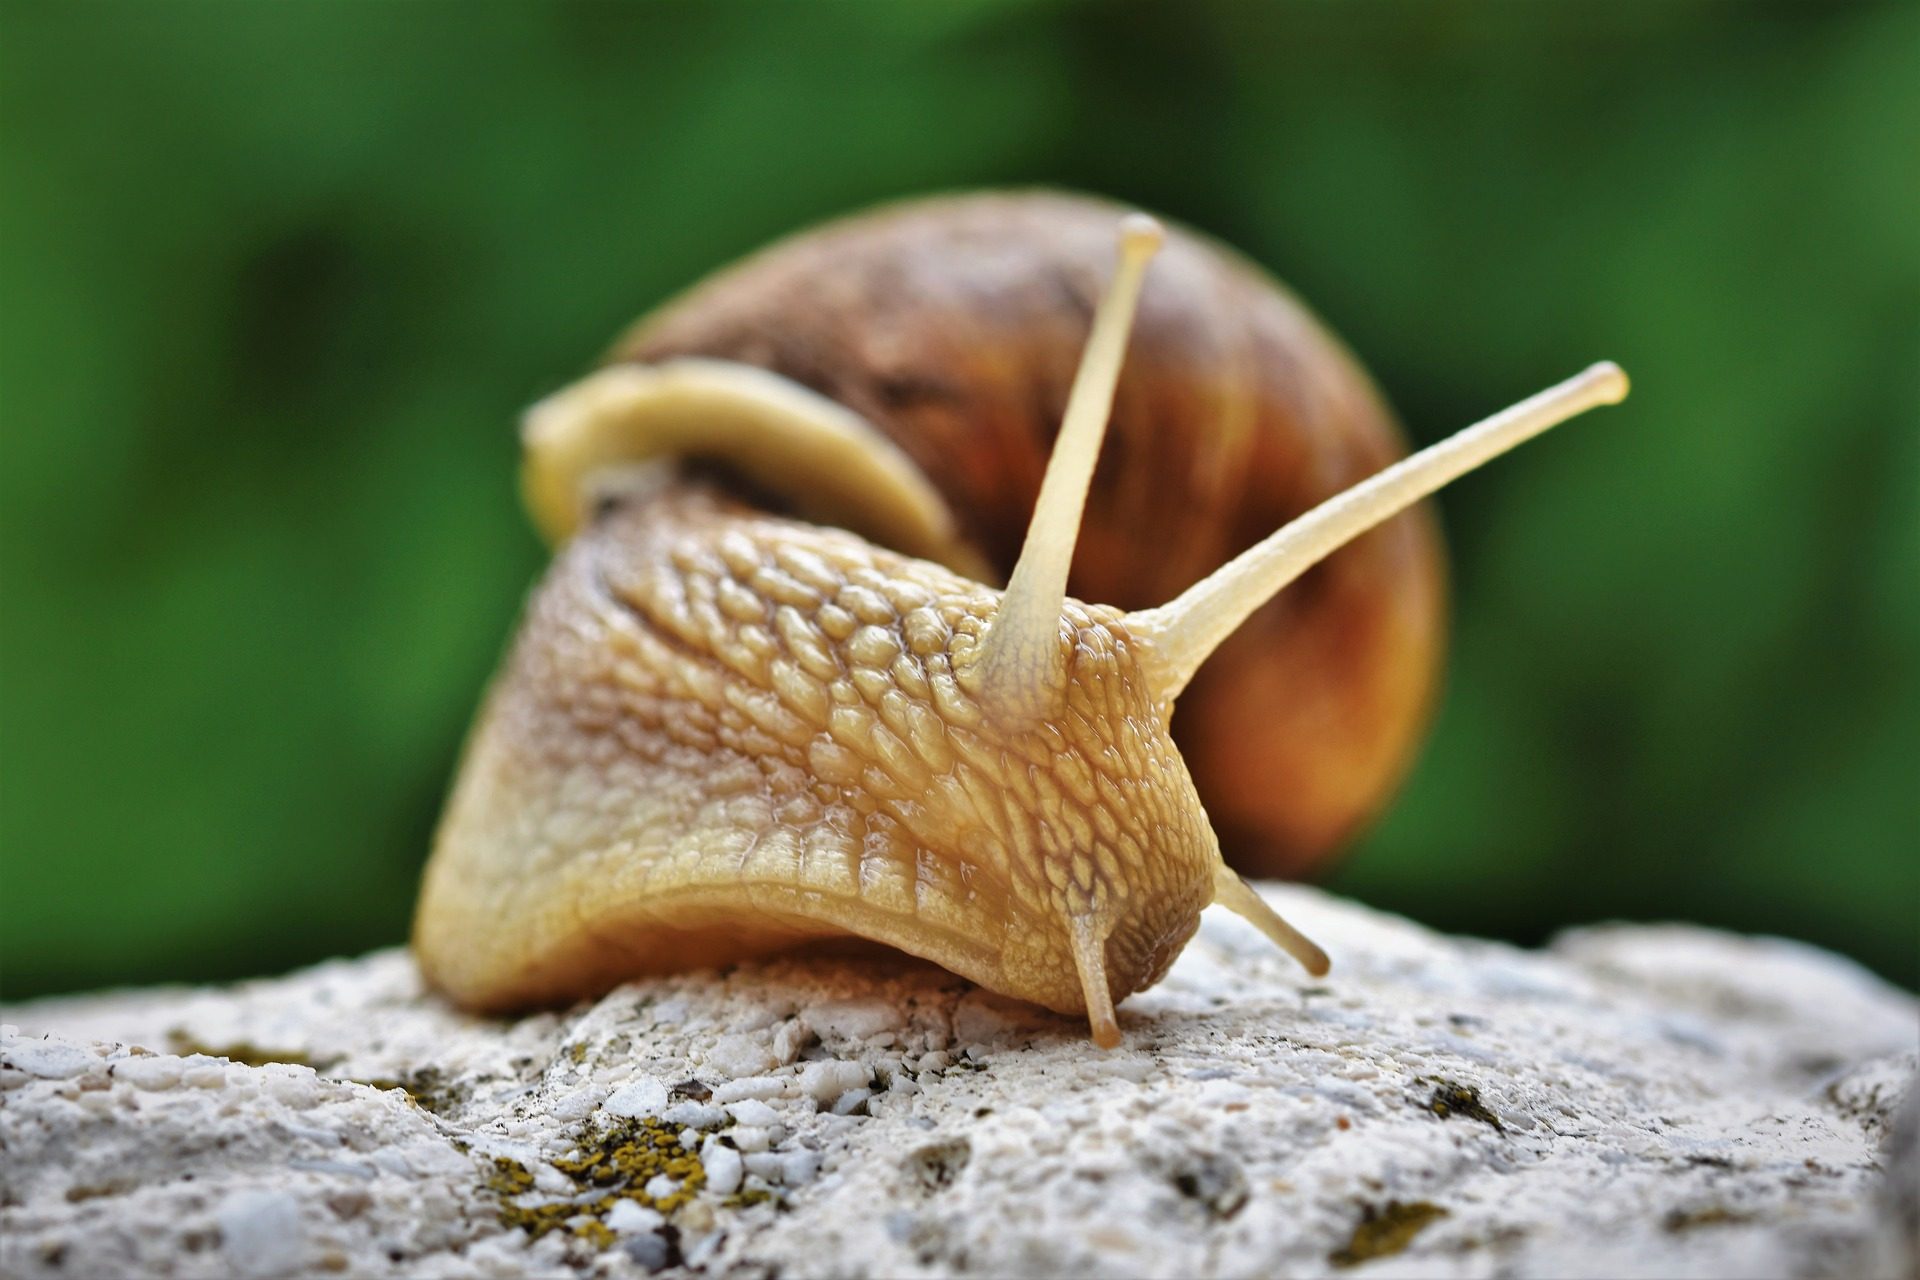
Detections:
[1131, 361, 1630, 697]
[966, 214, 1164, 721]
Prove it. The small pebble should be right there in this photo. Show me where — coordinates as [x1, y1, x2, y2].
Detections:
[704, 1034, 777, 1078]
[771, 1020, 809, 1064]
[729, 1126, 773, 1153]
[532, 1161, 576, 1195]
[952, 993, 1041, 1042]
[797, 1060, 869, 1104]
[742, 1151, 786, 1182]
[182, 1059, 229, 1090]
[623, 1232, 672, 1271]
[549, 1088, 604, 1122]
[806, 998, 902, 1042]
[260, 1065, 322, 1110]
[781, 1149, 821, 1186]
[604, 1078, 669, 1118]
[2, 1038, 97, 1081]
[831, 1088, 872, 1117]
[711, 1076, 785, 1104]
[643, 1173, 678, 1200]
[660, 1100, 726, 1129]
[216, 1189, 306, 1277]
[725, 1098, 780, 1127]
[702, 1142, 745, 1196]
[605, 1199, 664, 1234]
[112, 1056, 183, 1091]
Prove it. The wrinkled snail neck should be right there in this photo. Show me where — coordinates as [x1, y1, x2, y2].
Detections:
[515, 211, 1630, 1048]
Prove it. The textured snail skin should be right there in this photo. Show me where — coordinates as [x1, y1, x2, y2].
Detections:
[415, 485, 1216, 1018]
[616, 191, 1445, 876]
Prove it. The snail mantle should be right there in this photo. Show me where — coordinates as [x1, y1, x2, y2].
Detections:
[3, 883, 1915, 1280]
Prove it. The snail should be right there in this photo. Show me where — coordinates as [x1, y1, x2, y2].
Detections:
[412, 191, 1627, 1047]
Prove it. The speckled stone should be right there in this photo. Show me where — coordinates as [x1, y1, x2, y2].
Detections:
[2, 884, 1914, 1279]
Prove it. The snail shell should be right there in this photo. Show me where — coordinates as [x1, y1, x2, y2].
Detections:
[413, 192, 1628, 1045]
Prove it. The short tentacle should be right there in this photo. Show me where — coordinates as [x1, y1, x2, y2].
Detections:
[1211, 866, 1330, 976]
[1068, 912, 1123, 1048]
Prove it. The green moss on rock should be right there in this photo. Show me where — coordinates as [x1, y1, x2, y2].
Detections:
[1425, 1080, 1504, 1132]
[1331, 1201, 1450, 1268]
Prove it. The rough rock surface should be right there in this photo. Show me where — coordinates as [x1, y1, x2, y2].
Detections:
[3, 886, 1914, 1279]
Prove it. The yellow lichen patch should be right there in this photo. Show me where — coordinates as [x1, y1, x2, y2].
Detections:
[484, 1157, 537, 1198]
[352, 1066, 461, 1114]
[164, 1032, 313, 1069]
[1423, 1080, 1504, 1132]
[1330, 1201, 1450, 1268]
[485, 1118, 720, 1250]
[551, 1117, 708, 1212]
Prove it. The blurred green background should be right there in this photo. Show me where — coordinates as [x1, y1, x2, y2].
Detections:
[3, 1, 1915, 1000]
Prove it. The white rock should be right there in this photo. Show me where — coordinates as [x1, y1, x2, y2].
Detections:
[604, 1197, 664, 1234]
[805, 997, 902, 1042]
[0, 884, 1912, 1280]
[742, 1151, 788, 1183]
[603, 1077, 668, 1118]
[772, 1018, 810, 1064]
[704, 1033, 777, 1078]
[180, 1057, 227, 1089]
[549, 1087, 604, 1121]
[797, 1060, 869, 1103]
[0, 1035, 95, 1080]
[110, 1055, 182, 1091]
[624, 1230, 672, 1270]
[703, 1141, 745, 1196]
[725, 1098, 781, 1127]
[258, 1063, 321, 1109]
[728, 1125, 775, 1153]
[781, 1148, 821, 1186]
[711, 1075, 786, 1103]
[215, 1188, 306, 1277]
[951, 990, 1047, 1042]
[660, 1099, 725, 1128]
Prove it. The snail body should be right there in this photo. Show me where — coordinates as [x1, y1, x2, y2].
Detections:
[414, 194, 1627, 1046]
[419, 486, 1221, 1030]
